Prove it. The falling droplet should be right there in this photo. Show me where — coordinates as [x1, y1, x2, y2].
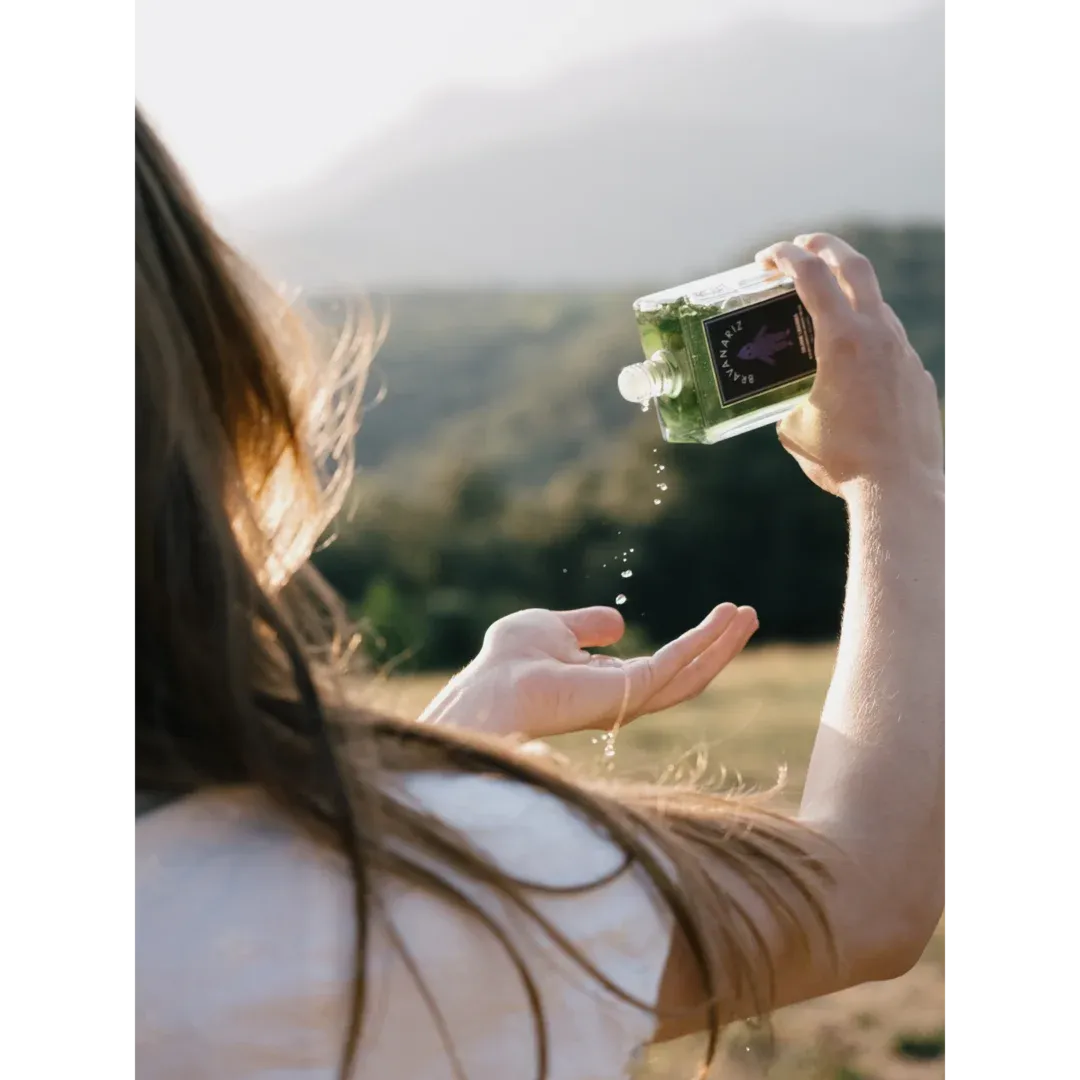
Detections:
[640, 402, 650, 413]
[615, 594, 627, 605]
[658, 465, 665, 471]
[653, 498, 662, 505]
[600, 728, 620, 760]
[561, 568, 567, 573]
[652, 449, 657, 454]
[657, 483, 668, 491]
[629, 548, 635, 553]
[621, 569, 633, 578]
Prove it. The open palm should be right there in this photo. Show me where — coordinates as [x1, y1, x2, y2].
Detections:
[418, 603, 759, 741]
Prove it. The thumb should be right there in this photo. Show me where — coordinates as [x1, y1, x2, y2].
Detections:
[777, 400, 825, 461]
[554, 607, 626, 649]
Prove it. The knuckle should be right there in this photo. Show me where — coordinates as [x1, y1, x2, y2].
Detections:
[770, 241, 803, 266]
[843, 252, 873, 277]
[877, 303, 905, 336]
[486, 609, 530, 639]
[797, 255, 831, 284]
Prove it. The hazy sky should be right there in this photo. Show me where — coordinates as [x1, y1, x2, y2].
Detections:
[137, 0, 932, 211]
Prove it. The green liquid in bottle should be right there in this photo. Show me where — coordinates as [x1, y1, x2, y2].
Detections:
[622, 265, 817, 444]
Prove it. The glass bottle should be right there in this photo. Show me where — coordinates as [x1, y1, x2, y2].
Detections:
[619, 263, 817, 444]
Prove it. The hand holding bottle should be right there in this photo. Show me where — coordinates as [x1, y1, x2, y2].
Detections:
[756, 234, 944, 499]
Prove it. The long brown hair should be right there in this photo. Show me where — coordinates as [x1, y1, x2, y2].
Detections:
[135, 105, 831, 1079]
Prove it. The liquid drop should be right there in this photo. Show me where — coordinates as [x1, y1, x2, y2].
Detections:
[621, 570, 633, 578]
[653, 499, 662, 506]
[657, 483, 668, 491]
[615, 594, 627, 605]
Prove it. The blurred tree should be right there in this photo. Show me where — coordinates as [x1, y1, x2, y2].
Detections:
[310, 225, 943, 669]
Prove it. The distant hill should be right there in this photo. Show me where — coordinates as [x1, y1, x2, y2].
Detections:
[310, 224, 944, 499]
[234, 5, 943, 289]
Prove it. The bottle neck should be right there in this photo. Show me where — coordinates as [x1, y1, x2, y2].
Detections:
[618, 350, 683, 404]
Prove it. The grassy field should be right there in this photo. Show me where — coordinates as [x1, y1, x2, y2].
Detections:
[368, 644, 944, 1080]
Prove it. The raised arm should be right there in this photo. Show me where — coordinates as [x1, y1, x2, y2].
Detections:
[657, 233, 945, 1036]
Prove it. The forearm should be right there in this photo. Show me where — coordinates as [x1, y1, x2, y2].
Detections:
[799, 476, 945, 962]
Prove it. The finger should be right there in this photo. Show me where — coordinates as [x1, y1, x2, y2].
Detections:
[637, 607, 759, 714]
[618, 603, 742, 713]
[793, 233, 884, 312]
[554, 606, 626, 649]
[558, 605, 739, 732]
[755, 241, 854, 327]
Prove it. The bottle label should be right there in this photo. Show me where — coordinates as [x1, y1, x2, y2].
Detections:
[701, 291, 816, 407]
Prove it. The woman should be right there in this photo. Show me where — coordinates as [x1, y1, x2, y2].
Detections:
[136, 106, 944, 1080]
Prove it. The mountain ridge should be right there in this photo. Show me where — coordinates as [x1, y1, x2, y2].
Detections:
[233, 5, 943, 289]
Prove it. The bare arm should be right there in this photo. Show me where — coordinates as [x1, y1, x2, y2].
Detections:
[796, 475, 944, 975]
[656, 234, 945, 1036]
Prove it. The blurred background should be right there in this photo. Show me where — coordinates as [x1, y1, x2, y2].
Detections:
[138, 1, 944, 1075]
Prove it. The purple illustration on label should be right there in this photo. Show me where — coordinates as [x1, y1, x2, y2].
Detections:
[737, 325, 793, 366]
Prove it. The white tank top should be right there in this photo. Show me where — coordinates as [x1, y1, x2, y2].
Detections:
[136, 772, 674, 1079]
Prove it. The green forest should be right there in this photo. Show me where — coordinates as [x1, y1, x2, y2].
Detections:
[310, 225, 944, 669]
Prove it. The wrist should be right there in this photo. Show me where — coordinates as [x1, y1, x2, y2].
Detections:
[840, 469, 945, 514]
[418, 668, 521, 739]
[841, 472, 944, 580]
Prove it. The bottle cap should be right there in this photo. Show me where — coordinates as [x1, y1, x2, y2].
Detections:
[618, 364, 655, 404]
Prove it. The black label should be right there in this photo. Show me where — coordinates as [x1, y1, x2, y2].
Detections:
[702, 291, 816, 407]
